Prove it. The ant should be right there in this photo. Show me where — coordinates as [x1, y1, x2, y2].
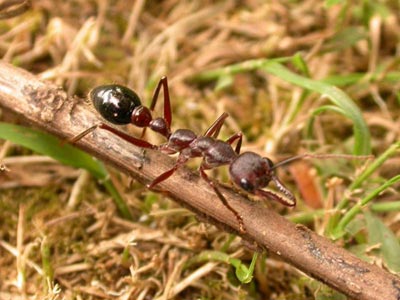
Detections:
[73, 77, 372, 233]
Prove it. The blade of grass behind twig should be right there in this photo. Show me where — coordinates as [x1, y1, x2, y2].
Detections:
[0, 123, 132, 219]
[364, 211, 400, 273]
[329, 141, 400, 239]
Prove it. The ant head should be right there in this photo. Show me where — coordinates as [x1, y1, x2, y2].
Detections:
[229, 152, 274, 193]
[90, 84, 142, 125]
[229, 152, 296, 206]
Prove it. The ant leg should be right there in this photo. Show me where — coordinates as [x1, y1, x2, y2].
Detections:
[99, 123, 156, 149]
[150, 76, 172, 127]
[255, 175, 296, 207]
[68, 124, 99, 144]
[225, 132, 243, 154]
[141, 76, 172, 138]
[204, 113, 242, 153]
[147, 154, 188, 189]
[69, 123, 156, 149]
[204, 112, 229, 138]
[99, 123, 157, 149]
[199, 165, 245, 233]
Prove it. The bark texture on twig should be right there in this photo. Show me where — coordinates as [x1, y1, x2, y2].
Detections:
[0, 62, 398, 300]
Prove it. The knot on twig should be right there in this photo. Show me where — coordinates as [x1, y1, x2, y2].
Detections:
[23, 85, 68, 122]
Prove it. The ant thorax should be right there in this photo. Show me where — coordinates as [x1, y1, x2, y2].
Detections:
[160, 129, 197, 154]
[202, 140, 237, 168]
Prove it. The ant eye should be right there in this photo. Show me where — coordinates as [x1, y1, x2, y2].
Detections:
[240, 178, 254, 192]
[90, 84, 142, 125]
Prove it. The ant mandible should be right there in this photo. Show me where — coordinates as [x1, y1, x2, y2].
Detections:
[73, 77, 367, 233]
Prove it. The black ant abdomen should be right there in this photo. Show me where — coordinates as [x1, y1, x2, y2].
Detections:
[90, 84, 142, 125]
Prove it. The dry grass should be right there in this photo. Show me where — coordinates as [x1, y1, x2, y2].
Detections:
[0, 0, 399, 299]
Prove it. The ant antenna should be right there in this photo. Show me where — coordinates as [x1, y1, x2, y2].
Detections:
[271, 153, 374, 171]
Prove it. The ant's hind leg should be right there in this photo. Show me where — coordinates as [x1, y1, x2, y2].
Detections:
[69, 123, 157, 149]
[141, 76, 172, 139]
[68, 124, 99, 144]
[99, 123, 157, 149]
[199, 165, 245, 233]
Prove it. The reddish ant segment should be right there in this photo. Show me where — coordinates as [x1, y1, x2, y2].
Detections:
[73, 77, 373, 233]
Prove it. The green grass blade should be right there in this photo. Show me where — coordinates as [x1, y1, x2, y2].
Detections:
[0, 123, 132, 219]
[333, 174, 400, 238]
[194, 59, 371, 155]
[188, 250, 257, 284]
[364, 211, 400, 273]
[371, 201, 400, 212]
[0, 122, 107, 179]
[41, 237, 54, 282]
[328, 143, 400, 238]
[260, 62, 371, 155]
[349, 141, 400, 190]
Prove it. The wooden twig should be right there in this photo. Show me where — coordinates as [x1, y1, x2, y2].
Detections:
[0, 0, 30, 19]
[0, 62, 398, 300]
